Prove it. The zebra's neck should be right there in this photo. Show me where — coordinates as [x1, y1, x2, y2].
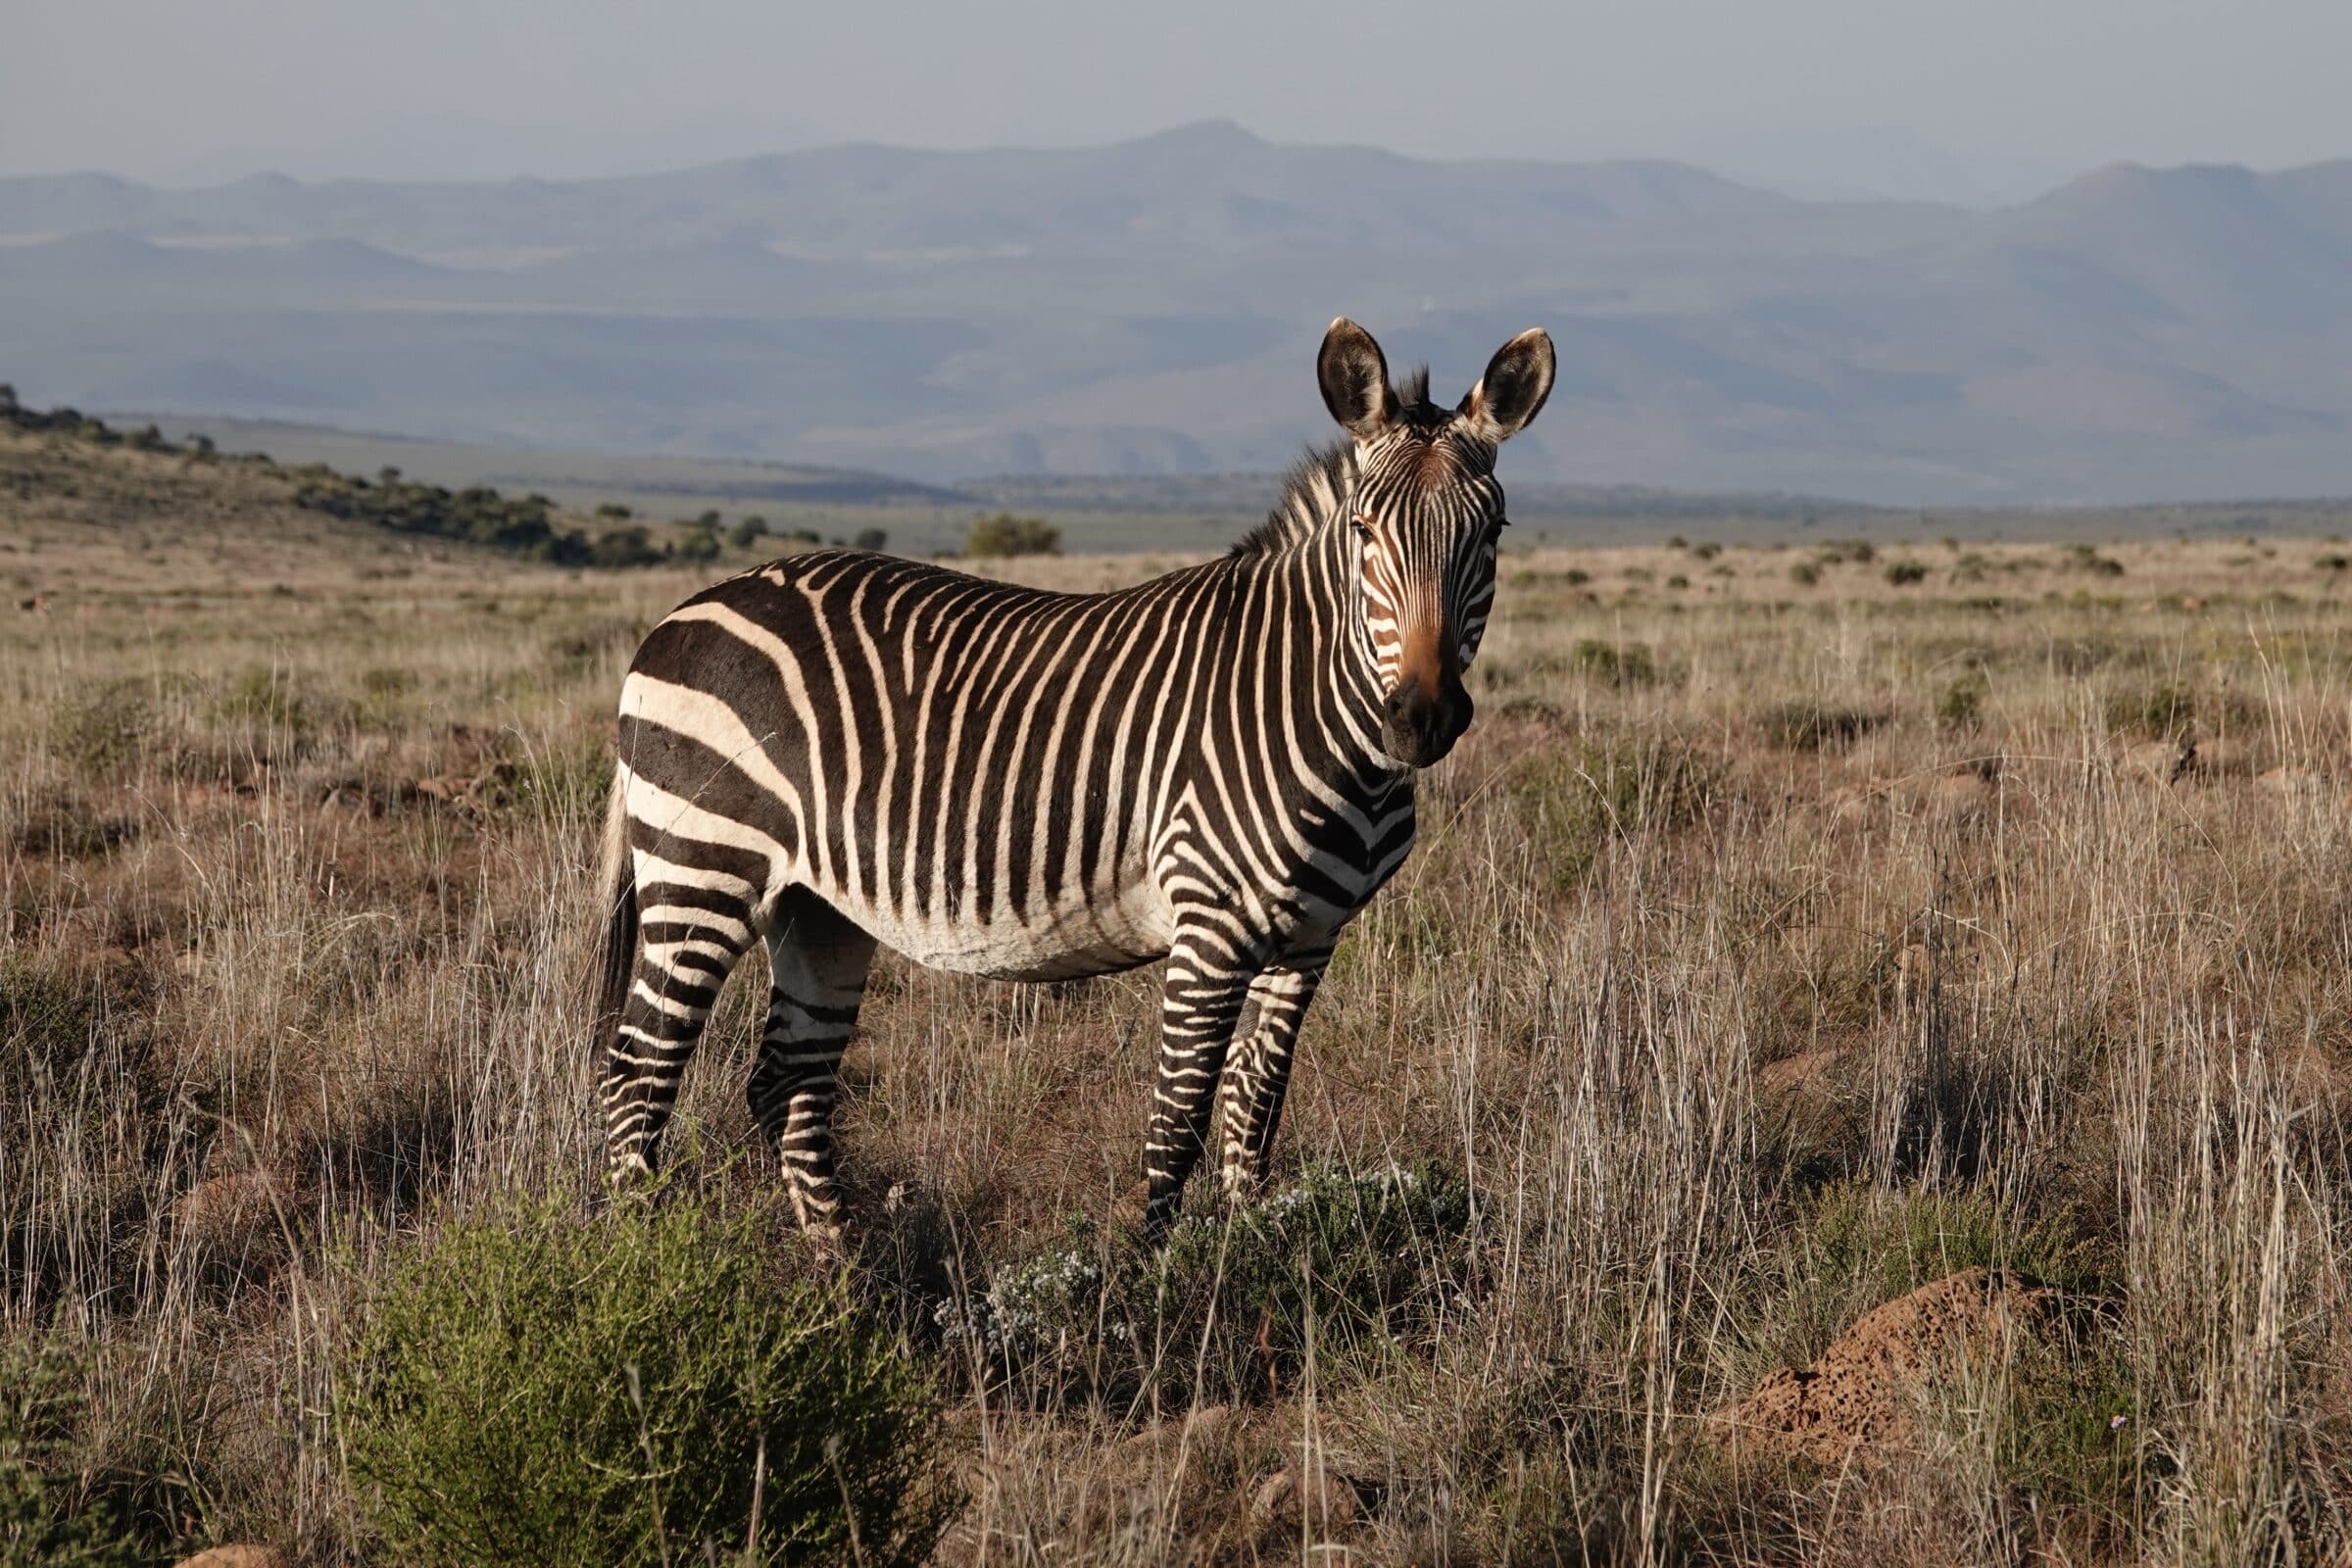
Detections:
[1230, 452, 1401, 789]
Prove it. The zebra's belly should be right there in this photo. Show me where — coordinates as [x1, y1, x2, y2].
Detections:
[822, 877, 1174, 983]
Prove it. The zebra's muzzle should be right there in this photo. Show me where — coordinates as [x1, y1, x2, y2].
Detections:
[1382, 678, 1473, 768]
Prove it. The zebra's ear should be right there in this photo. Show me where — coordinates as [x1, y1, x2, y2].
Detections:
[1459, 328, 1555, 444]
[1318, 318, 1398, 441]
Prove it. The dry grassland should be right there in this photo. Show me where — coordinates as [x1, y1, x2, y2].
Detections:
[3, 428, 2349, 1564]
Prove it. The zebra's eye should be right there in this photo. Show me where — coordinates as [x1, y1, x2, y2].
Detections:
[1351, 513, 1375, 538]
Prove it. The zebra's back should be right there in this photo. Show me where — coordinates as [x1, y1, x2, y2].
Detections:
[616, 549, 1229, 980]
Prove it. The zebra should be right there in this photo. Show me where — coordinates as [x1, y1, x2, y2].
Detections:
[594, 318, 1555, 1242]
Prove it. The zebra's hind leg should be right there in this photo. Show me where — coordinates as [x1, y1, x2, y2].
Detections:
[1142, 936, 1255, 1242]
[599, 876, 759, 1185]
[1216, 957, 1328, 1202]
[746, 891, 876, 1244]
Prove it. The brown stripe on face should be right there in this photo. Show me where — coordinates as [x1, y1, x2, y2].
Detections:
[1397, 614, 1453, 697]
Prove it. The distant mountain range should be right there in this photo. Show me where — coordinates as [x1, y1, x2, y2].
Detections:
[3, 121, 2349, 504]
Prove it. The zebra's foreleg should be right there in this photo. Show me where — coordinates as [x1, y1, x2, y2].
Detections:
[1143, 941, 1255, 1241]
[746, 895, 876, 1244]
[1216, 957, 1328, 1201]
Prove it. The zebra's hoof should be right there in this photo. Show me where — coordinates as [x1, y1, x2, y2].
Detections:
[604, 1154, 659, 1203]
[1110, 1177, 1152, 1232]
[802, 1221, 858, 1267]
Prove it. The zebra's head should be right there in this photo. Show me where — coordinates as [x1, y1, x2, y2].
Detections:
[1318, 318, 1556, 768]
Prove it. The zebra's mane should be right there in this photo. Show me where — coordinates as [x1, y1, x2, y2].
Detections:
[1231, 367, 1447, 560]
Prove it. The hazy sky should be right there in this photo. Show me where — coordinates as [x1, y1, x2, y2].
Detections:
[6, 0, 2348, 197]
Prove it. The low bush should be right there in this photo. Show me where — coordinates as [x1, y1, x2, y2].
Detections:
[51, 680, 153, 783]
[964, 513, 1060, 559]
[2103, 681, 2196, 740]
[339, 1190, 952, 1567]
[2063, 543, 2127, 577]
[1502, 733, 1719, 891]
[217, 669, 314, 735]
[1569, 638, 1659, 689]
[1936, 669, 1989, 726]
[940, 1160, 1476, 1405]
[0, 1338, 142, 1567]
[1807, 1184, 2101, 1302]
[1761, 701, 1883, 751]
[1885, 560, 1929, 586]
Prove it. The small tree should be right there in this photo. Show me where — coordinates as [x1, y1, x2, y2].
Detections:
[594, 502, 633, 520]
[964, 513, 1060, 559]
[728, 514, 770, 551]
[852, 527, 889, 553]
[588, 526, 661, 567]
[669, 526, 722, 564]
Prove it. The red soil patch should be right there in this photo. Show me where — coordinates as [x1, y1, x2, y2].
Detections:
[1715, 1267, 2047, 1466]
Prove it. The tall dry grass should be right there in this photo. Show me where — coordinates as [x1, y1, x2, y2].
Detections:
[4, 477, 2350, 1565]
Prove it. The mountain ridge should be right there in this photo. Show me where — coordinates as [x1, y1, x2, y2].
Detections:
[3, 124, 2349, 504]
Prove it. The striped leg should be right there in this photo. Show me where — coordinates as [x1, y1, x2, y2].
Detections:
[600, 876, 758, 1181]
[1143, 936, 1255, 1240]
[1216, 957, 1327, 1200]
[746, 894, 875, 1242]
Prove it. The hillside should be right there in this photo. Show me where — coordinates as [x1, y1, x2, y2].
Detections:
[5, 128, 2351, 501]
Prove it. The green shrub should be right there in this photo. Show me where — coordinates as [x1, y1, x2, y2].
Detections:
[1885, 560, 1929, 586]
[0, 1338, 142, 1568]
[1936, 669, 1989, 726]
[1788, 562, 1820, 587]
[589, 526, 665, 568]
[472, 734, 613, 829]
[1500, 734, 1718, 893]
[2064, 543, 2126, 577]
[1761, 702, 1883, 751]
[1569, 639, 1659, 689]
[728, 515, 770, 550]
[1560, 566, 1592, 587]
[668, 525, 722, 564]
[293, 470, 599, 564]
[940, 1160, 1475, 1404]
[2103, 681, 2195, 740]
[964, 513, 1060, 559]
[851, 528, 889, 554]
[340, 1191, 951, 1567]
[51, 680, 152, 781]
[1807, 1184, 2100, 1301]
[218, 669, 311, 734]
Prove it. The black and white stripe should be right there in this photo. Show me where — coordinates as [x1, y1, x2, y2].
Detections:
[593, 318, 1555, 1240]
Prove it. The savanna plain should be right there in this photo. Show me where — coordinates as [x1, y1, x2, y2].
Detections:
[4, 425, 2350, 1566]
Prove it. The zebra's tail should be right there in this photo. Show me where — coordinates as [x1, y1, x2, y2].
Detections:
[592, 767, 637, 1056]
